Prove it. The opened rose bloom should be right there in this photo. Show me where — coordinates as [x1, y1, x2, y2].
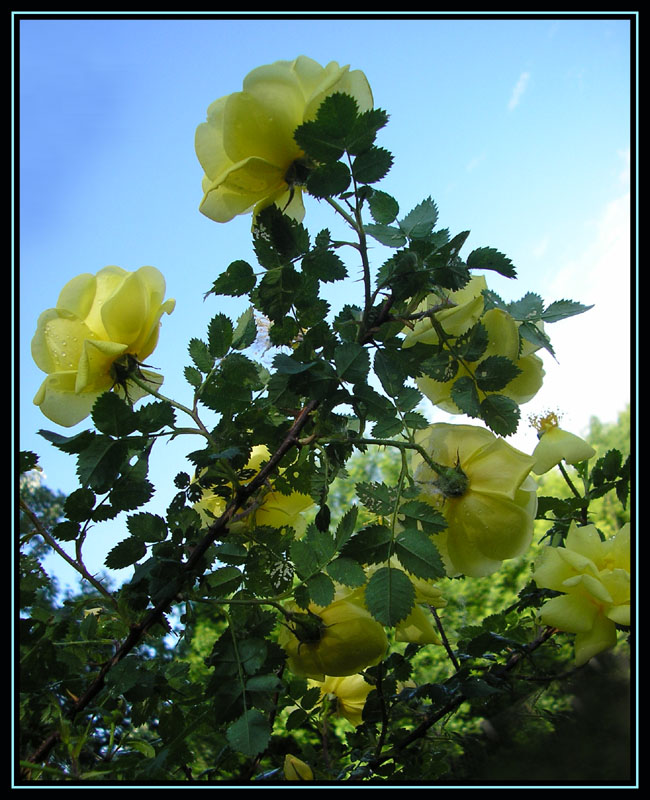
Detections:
[413, 423, 538, 578]
[532, 521, 630, 665]
[31, 266, 175, 427]
[529, 412, 596, 475]
[413, 306, 545, 414]
[195, 55, 373, 223]
[193, 445, 314, 533]
[309, 674, 376, 727]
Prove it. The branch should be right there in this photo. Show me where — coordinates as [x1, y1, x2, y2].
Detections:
[22, 398, 320, 775]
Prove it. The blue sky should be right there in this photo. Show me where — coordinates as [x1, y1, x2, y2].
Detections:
[16, 13, 634, 589]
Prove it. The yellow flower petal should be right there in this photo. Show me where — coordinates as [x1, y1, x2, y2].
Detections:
[573, 613, 618, 666]
[539, 593, 598, 633]
[532, 427, 596, 474]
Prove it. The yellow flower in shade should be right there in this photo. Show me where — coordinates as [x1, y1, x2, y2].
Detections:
[283, 754, 313, 781]
[193, 445, 314, 532]
[278, 594, 388, 681]
[413, 423, 538, 578]
[309, 674, 376, 727]
[402, 275, 488, 348]
[195, 56, 373, 224]
[31, 266, 175, 427]
[529, 412, 596, 475]
[532, 521, 631, 665]
[415, 307, 545, 414]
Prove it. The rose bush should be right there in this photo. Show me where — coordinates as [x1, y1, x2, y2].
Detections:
[532, 521, 630, 665]
[195, 55, 373, 223]
[31, 265, 175, 427]
[413, 423, 538, 578]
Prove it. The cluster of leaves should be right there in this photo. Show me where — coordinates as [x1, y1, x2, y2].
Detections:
[18, 92, 632, 785]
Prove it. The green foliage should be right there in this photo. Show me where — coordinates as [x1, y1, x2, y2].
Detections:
[18, 83, 633, 788]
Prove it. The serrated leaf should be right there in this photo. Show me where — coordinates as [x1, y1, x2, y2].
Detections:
[394, 528, 445, 580]
[474, 355, 522, 392]
[20, 450, 39, 474]
[398, 500, 447, 535]
[184, 366, 202, 389]
[110, 479, 154, 512]
[419, 351, 459, 383]
[209, 259, 256, 297]
[134, 401, 175, 434]
[208, 313, 233, 359]
[519, 320, 556, 357]
[352, 146, 393, 184]
[226, 709, 270, 757]
[368, 190, 399, 224]
[127, 512, 168, 542]
[231, 307, 258, 351]
[335, 506, 359, 548]
[340, 525, 392, 564]
[77, 437, 129, 494]
[364, 223, 407, 248]
[450, 376, 482, 417]
[91, 392, 138, 437]
[272, 353, 317, 375]
[374, 348, 407, 397]
[456, 322, 489, 362]
[64, 488, 96, 522]
[188, 338, 214, 372]
[506, 292, 544, 321]
[52, 520, 80, 542]
[542, 299, 594, 323]
[356, 482, 399, 516]
[306, 571, 335, 606]
[346, 107, 389, 155]
[466, 246, 517, 278]
[326, 557, 367, 588]
[306, 161, 351, 198]
[302, 248, 347, 283]
[294, 92, 358, 162]
[334, 342, 370, 384]
[398, 196, 438, 239]
[38, 428, 95, 454]
[480, 394, 521, 436]
[364, 566, 415, 626]
[105, 537, 147, 569]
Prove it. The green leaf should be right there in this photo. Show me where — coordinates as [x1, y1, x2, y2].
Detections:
[474, 355, 522, 392]
[352, 382, 395, 421]
[335, 506, 359, 548]
[542, 299, 594, 323]
[51, 520, 80, 542]
[127, 512, 168, 542]
[209, 259, 256, 297]
[134, 401, 175, 433]
[326, 557, 367, 588]
[226, 709, 271, 757]
[364, 223, 407, 248]
[105, 536, 147, 569]
[184, 366, 202, 389]
[306, 571, 335, 606]
[419, 351, 458, 383]
[294, 92, 358, 163]
[398, 196, 438, 239]
[506, 292, 544, 321]
[394, 528, 445, 580]
[272, 353, 317, 375]
[374, 348, 407, 397]
[208, 313, 233, 359]
[450, 376, 481, 418]
[346, 107, 389, 155]
[252, 265, 300, 322]
[91, 392, 138, 437]
[356, 481, 399, 516]
[480, 394, 521, 436]
[398, 500, 447, 535]
[364, 566, 415, 626]
[76, 436, 129, 493]
[466, 246, 517, 278]
[188, 338, 214, 373]
[232, 307, 258, 351]
[306, 161, 351, 198]
[302, 248, 347, 283]
[368, 190, 399, 224]
[110, 479, 154, 513]
[352, 146, 393, 184]
[334, 342, 370, 384]
[64, 488, 96, 522]
[340, 525, 393, 565]
[38, 428, 95, 454]
[519, 320, 556, 357]
[20, 450, 39, 474]
[455, 322, 489, 362]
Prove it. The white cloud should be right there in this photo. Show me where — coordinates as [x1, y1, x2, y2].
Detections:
[508, 71, 531, 111]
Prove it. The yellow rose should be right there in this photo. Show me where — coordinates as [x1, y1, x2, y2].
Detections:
[278, 596, 388, 680]
[195, 55, 373, 223]
[309, 674, 376, 727]
[31, 266, 175, 427]
[532, 521, 630, 665]
[193, 445, 313, 532]
[414, 423, 538, 578]
[529, 412, 596, 475]
[402, 275, 488, 348]
[283, 754, 313, 781]
[415, 308, 545, 414]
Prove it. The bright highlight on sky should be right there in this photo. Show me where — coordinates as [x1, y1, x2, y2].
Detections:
[16, 13, 634, 589]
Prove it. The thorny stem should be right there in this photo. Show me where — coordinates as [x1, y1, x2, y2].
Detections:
[20, 499, 117, 609]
